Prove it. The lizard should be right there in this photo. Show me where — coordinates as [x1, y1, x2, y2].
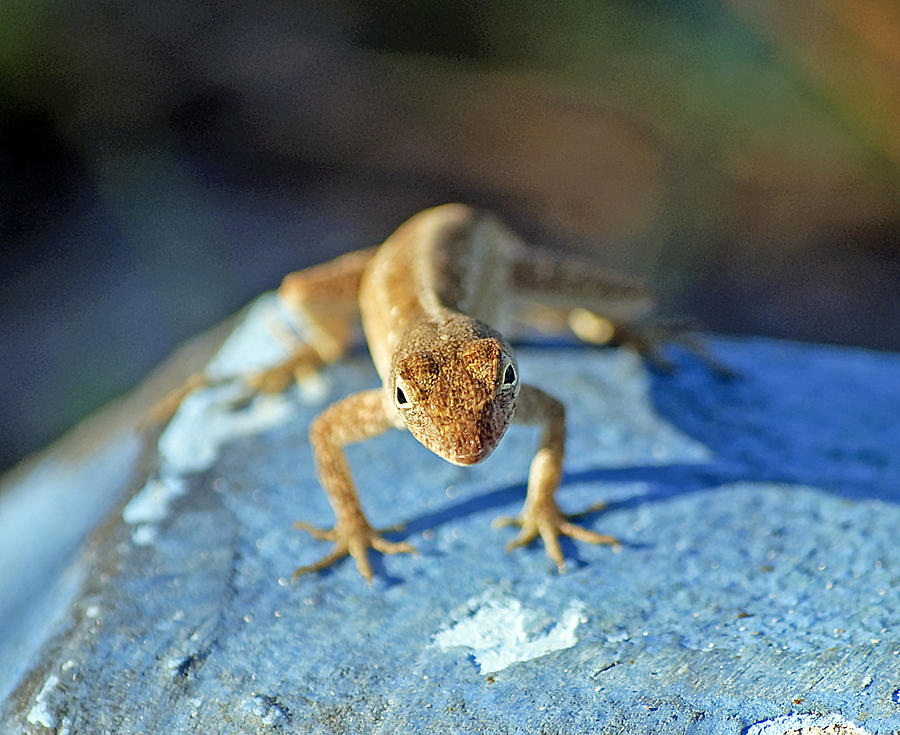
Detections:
[156, 203, 661, 583]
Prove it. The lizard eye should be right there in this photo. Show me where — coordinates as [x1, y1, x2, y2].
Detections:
[395, 385, 410, 406]
[503, 363, 517, 386]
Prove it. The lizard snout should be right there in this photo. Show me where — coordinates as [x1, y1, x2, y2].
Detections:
[438, 407, 510, 466]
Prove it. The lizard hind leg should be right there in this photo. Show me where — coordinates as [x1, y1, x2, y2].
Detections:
[507, 245, 732, 376]
[569, 310, 736, 377]
[224, 247, 381, 408]
[143, 246, 376, 427]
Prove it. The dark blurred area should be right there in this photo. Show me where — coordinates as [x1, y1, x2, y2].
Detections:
[2, 0, 899, 473]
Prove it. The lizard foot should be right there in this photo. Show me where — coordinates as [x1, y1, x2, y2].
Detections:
[291, 519, 415, 584]
[493, 499, 620, 572]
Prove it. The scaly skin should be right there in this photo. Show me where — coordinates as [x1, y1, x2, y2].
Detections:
[284, 204, 646, 582]
[155, 204, 655, 583]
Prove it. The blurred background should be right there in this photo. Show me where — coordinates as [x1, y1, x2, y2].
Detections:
[1, 0, 898, 474]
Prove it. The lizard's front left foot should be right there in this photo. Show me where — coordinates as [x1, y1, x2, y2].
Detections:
[493, 499, 620, 572]
[292, 518, 416, 584]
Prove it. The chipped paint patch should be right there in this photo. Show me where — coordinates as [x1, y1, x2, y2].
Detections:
[133, 386, 294, 537]
[158, 390, 296, 475]
[26, 674, 58, 728]
[433, 593, 586, 675]
[745, 713, 871, 735]
[155, 295, 306, 477]
[130, 524, 158, 546]
[120, 295, 307, 544]
[123, 475, 187, 525]
[122, 474, 187, 544]
[205, 295, 299, 377]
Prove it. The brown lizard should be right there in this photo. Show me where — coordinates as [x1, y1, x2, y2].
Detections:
[158, 203, 659, 583]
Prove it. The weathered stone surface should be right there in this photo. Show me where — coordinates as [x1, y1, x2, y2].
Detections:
[2, 295, 899, 734]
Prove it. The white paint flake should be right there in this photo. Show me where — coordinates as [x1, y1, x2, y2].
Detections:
[433, 593, 586, 675]
[158, 390, 296, 476]
[122, 475, 188, 545]
[154, 295, 305, 477]
[121, 295, 309, 543]
[26, 674, 59, 728]
[130, 524, 158, 546]
[205, 295, 299, 377]
[746, 713, 871, 735]
[123, 475, 187, 525]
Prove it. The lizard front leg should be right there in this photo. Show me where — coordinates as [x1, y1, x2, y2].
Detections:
[295, 388, 414, 583]
[494, 384, 619, 571]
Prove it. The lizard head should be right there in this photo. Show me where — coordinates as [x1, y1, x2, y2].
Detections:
[391, 329, 519, 465]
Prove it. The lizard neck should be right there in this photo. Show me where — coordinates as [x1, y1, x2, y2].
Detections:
[359, 204, 516, 380]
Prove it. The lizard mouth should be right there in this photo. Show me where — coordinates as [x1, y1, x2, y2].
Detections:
[445, 444, 496, 466]
[440, 410, 512, 466]
[408, 410, 510, 466]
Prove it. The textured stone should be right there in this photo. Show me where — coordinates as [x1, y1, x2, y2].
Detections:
[2, 295, 899, 734]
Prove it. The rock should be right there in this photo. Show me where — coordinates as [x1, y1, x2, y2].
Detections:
[2, 295, 899, 734]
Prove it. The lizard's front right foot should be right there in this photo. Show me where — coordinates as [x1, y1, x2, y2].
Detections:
[291, 518, 416, 584]
[493, 498, 620, 573]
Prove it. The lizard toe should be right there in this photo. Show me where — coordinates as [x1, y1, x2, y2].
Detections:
[497, 500, 618, 569]
[292, 520, 338, 542]
[292, 518, 414, 583]
[292, 545, 348, 581]
[371, 537, 416, 556]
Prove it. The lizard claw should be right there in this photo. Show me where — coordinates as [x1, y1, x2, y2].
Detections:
[493, 500, 619, 572]
[291, 519, 416, 584]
